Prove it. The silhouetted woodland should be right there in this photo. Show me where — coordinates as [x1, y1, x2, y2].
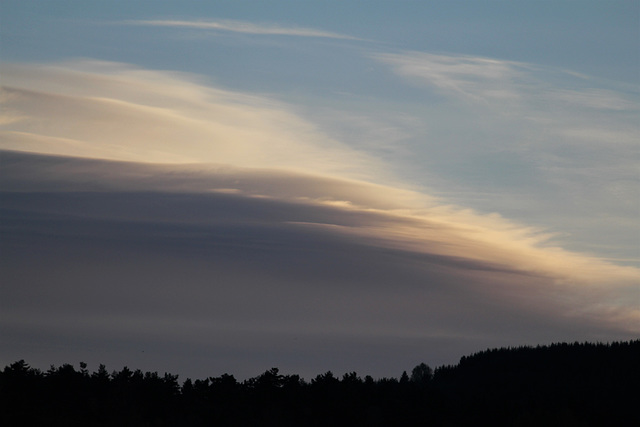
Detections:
[2, 340, 638, 426]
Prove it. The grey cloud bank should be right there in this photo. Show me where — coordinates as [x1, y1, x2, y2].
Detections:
[1, 151, 637, 379]
[1, 52, 638, 380]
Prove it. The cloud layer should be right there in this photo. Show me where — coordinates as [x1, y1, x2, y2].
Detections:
[0, 61, 382, 179]
[1, 61, 638, 379]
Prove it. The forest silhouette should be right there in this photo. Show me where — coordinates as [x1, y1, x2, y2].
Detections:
[1, 340, 638, 426]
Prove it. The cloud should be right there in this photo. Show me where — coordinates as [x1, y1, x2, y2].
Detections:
[3, 151, 639, 379]
[374, 52, 530, 104]
[375, 51, 640, 123]
[374, 51, 640, 264]
[2, 150, 638, 320]
[1, 61, 638, 379]
[1, 60, 637, 301]
[0, 61, 382, 180]
[126, 19, 362, 40]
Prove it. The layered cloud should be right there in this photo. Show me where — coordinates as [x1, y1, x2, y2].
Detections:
[1, 61, 638, 378]
[0, 61, 382, 179]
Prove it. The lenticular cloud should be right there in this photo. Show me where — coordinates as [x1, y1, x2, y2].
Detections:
[1, 61, 639, 378]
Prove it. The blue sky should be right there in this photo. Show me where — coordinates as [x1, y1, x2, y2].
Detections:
[1, 1, 638, 379]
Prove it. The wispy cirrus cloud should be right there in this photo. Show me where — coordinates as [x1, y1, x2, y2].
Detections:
[126, 19, 362, 40]
[375, 51, 640, 115]
[375, 52, 531, 104]
[374, 51, 640, 264]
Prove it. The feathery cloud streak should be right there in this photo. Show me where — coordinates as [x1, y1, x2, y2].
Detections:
[375, 51, 640, 263]
[375, 51, 639, 144]
[126, 19, 361, 40]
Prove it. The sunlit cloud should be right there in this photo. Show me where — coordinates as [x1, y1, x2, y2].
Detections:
[126, 19, 362, 40]
[0, 61, 382, 180]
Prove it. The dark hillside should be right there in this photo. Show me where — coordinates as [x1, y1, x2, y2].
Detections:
[431, 341, 639, 425]
[2, 340, 638, 426]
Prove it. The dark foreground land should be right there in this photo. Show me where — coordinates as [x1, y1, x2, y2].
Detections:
[2, 340, 638, 426]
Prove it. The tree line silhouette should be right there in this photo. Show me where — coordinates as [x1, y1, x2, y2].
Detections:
[1, 340, 638, 426]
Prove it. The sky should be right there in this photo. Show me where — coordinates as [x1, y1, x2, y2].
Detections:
[1, 1, 638, 380]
